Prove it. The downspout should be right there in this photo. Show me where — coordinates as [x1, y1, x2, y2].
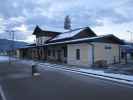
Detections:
[45, 45, 48, 60]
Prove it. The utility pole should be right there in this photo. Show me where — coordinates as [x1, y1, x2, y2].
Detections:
[127, 30, 133, 42]
[5, 30, 15, 64]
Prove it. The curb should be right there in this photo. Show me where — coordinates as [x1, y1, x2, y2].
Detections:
[38, 63, 133, 86]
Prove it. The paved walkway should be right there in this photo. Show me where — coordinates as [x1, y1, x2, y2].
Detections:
[0, 60, 133, 100]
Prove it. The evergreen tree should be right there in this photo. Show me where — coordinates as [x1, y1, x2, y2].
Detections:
[64, 15, 71, 30]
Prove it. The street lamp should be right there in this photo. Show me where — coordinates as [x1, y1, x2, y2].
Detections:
[127, 30, 133, 42]
[5, 30, 16, 64]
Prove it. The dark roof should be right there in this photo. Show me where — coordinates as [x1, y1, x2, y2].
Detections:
[91, 34, 124, 44]
[74, 27, 97, 38]
[48, 27, 97, 43]
[32, 25, 97, 41]
[120, 42, 133, 53]
[26, 43, 36, 46]
[120, 45, 133, 53]
[46, 34, 124, 45]
[18, 35, 123, 50]
[32, 26, 61, 37]
[124, 42, 133, 46]
[32, 26, 123, 46]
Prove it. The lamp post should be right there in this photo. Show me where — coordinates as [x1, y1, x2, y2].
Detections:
[127, 30, 133, 42]
[5, 30, 15, 64]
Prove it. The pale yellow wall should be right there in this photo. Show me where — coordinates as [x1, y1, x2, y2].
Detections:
[93, 42, 120, 64]
[67, 43, 92, 67]
[67, 42, 120, 66]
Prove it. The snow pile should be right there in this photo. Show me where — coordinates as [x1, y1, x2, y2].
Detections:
[0, 56, 9, 62]
[39, 63, 133, 85]
[38, 62, 133, 84]
[20, 60, 37, 65]
[0, 56, 16, 62]
[79, 68, 133, 82]
[19, 60, 133, 85]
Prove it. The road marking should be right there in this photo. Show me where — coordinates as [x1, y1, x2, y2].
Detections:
[0, 85, 7, 100]
[20, 60, 133, 88]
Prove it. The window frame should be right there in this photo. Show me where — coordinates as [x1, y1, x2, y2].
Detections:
[48, 49, 51, 56]
[76, 49, 80, 60]
[53, 49, 55, 57]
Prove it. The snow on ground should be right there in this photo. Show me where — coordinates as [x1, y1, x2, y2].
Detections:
[0, 56, 9, 62]
[33, 62, 133, 85]
[1, 57, 133, 86]
[20, 60, 35, 65]
[38, 62, 133, 85]
[79, 68, 133, 81]
[0, 56, 16, 62]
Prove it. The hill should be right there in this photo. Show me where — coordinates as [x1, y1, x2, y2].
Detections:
[0, 39, 29, 51]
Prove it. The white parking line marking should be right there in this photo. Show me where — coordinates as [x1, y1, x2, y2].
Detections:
[39, 64, 133, 88]
[0, 85, 7, 100]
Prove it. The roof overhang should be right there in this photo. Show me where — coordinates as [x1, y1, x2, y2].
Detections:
[45, 34, 124, 46]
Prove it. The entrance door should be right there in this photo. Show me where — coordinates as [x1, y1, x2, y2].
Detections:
[57, 50, 62, 62]
[88, 46, 93, 65]
[106, 48, 112, 64]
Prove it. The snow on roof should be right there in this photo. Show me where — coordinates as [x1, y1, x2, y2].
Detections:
[51, 28, 84, 41]
[120, 45, 133, 49]
[46, 35, 110, 45]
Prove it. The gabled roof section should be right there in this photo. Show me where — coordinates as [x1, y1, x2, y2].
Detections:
[98, 34, 124, 44]
[51, 28, 83, 41]
[73, 27, 97, 39]
[50, 27, 97, 42]
[32, 25, 61, 37]
[46, 34, 124, 45]
[32, 25, 42, 35]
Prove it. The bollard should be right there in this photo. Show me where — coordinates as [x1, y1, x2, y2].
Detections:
[32, 64, 37, 76]
[31, 64, 40, 76]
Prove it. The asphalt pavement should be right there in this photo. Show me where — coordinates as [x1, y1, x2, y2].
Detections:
[0, 60, 133, 100]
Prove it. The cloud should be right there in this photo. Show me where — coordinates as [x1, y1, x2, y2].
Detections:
[0, 17, 6, 32]
[13, 24, 28, 32]
[0, 0, 133, 42]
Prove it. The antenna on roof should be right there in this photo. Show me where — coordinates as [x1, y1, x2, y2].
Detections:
[64, 15, 71, 30]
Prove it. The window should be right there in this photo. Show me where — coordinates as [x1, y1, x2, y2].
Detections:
[76, 49, 80, 60]
[48, 49, 51, 56]
[53, 49, 55, 57]
[105, 45, 112, 50]
[36, 38, 39, 45]
[63, 47, 67, 57]
[40, 39, 42, 45]
[121, 52, 125, 59]
[40, 37, 44, 45]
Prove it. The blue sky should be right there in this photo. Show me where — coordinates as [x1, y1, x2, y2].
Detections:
[0, 0, 133, 43]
